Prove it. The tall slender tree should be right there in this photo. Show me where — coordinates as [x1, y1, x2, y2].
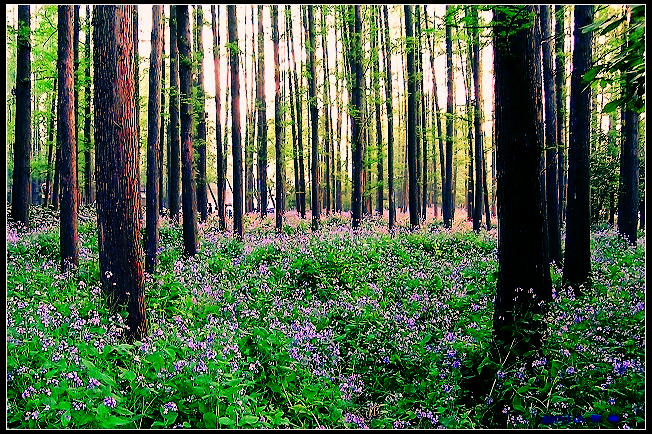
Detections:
[321, 6, 332, 215]
[306, 6, 320, 230]
[540, 6, 561, 262]
[493, 4, 551, 359]
[380, 6, 395, 228]
[93, 5, 146, 339]
[563, 5, 593, 290]
[228, 5, 244, 237]
[272, 5, 283, 231]
[58, 5, 79, 270]
[193, 6, 208, 222]
[555, 6, 566, 224]
[83, 5, 93, 204]
[211, 5, 225, 230]
[617, 7, 640, 245]
[134, 7, 141, 221]
[256, 6, 268, 217]
[159, 9, 166, 213]
[176, 6, 199, 255]
[168, 5, 180, 222]
[145, 5, 163, 273]
[371, 7, 383, 216]
[74, 6, 80, 202]
[346, 6, 363, 228]
[12, 5, 31, 226]
[405, 6, 419, 228]
[443, 6, 454, 228]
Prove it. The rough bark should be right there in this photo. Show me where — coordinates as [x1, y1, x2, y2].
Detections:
[58, 5, 79, 270]
[12, 5, 31, 226]
[176, 6, 199, 255]
[93, 5, 146, 339]
[563, 5, 593, 289]
[145, 6, 163, 273]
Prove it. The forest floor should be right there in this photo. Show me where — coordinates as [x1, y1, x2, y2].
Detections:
[6, 206, 645, 428]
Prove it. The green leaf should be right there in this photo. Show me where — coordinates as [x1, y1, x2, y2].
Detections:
[203, 412, 218, 428]
[602, 100, 621, 114]
[218, 416, 235, 426]
[240, 415, 260, 426]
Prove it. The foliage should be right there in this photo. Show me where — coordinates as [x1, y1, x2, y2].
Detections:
[6, 206, 645, 428]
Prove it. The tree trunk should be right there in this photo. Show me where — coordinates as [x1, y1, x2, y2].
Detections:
[168, 5, 181, 223]
[493, 4, 551, 359]
[211, 5, 225, 230]
[74, 6, 80, 204]
[288, 7, 305, 218]
[145, 5, 163, 273]
[540, 6, 562, 262]
[134, 7, 141, 223]
[370, 7, 383, 216]
[256, 6, 268, 218]
[12, 5, 31, 226]
[617, 7, 640, 245]
[272, 5, 283, 231]
[563, 5, 593, 290]
[228, 5, 244, 237]
[83, 5, 93, 204]
[381, 5, 395, 229]
[45, 79, 57, 208]
[159, 9, 165, 213]
[93, 5, 147, 340]
[176, 6, 199, 255]
[193, 6, 208, 222]
[555, 6, 566, 225]
[58, 5, 79, 270]
[404, 6, 419, 228]
[307, 6, 320, 230]
[443, 6, 454, 228]
[321, 6, 332, 216]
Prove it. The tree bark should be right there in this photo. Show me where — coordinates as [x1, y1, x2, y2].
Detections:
[555, 6, 566, 225]
[83, 5, 93, 204]
[134, 7, 141, 223]
[93, 5, 147, 340]
[211, 5, 225, 230]
[58, 5, 79, 270]
[145, 5, 163, 273]
[563, 5, 593, 290]
[193, 6, 208, 222]
[168, 6, 181, 223]
[12, 5, 31, 226]
[159, 9, 165, 213]
[272, 5, 283, 231]
[443, 6, 454, 228]
[321, 6, 332, 216]
[176, 6, 199, 255]
[74, 6, 80, 204]
[228, 5, 244, 238]
[307, 6, 320, 230]
[381, 5, 395, 228]
[493, 4, 551, 357]
[256, 6, 268, 218]
[540, 6, 562, 262]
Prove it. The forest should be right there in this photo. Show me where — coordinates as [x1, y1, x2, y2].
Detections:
[5, 4, 645, 429]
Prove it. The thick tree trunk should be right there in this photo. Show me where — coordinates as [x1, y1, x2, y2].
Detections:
[272, 5, 283, 231]
[145, 6, 163, 273]
[74, 6, 80, 204]
[93, 5, 147, 340]
[12, 5, 31, 226]
[211, 5, 225, 230]
[83, 6, 93, 204]
[493, 4, 551, 358]
[168, 6, 181, 223]
[563, 5, 593, 290]
[134, 7, 141, 223]
[228, 5, 244, 237]
[256, 6, 268, 218]
[58, 6, 79, 270]
[45, 79, 57, 208]
[176, 6, 199, 255]
[443, 6, 454, 228]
